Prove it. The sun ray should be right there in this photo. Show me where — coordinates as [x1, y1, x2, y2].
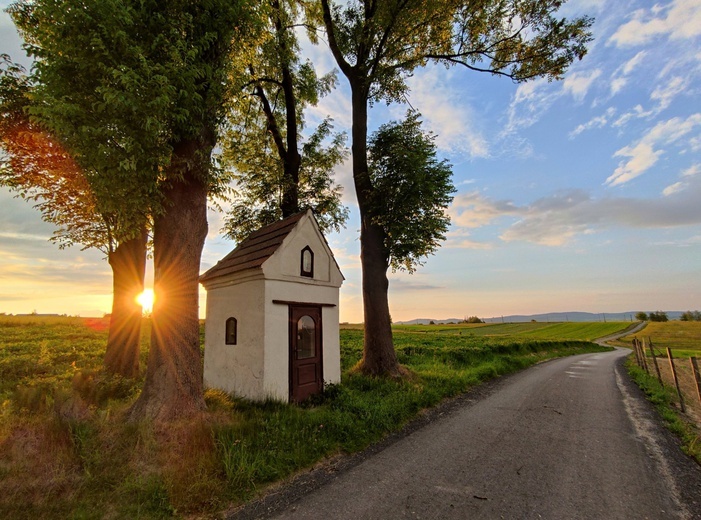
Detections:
[136, 289, 155, 314]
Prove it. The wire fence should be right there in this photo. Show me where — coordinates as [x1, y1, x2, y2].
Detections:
[631, 337, 701, 423]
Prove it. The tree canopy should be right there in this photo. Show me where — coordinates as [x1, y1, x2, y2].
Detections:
[220, 0, 348, 243]
[367, 111, 455, 273]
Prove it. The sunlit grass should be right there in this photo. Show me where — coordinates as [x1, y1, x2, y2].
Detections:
[612, 321, 701, 355]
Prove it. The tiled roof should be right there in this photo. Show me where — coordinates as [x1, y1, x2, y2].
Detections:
[199, 211, 306, 283]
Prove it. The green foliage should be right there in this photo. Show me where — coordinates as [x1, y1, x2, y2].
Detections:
[222, 119, 349, 241]
[465, 316, 484, 324]
[626, 359, 701, 464]
[323, 0, 593, 104]
[680, 310, 701, 322]
[649, 311, 669, 322]
[220, 0, 348, 242]
[8, 0, 252, 227]
[635, 311, 648, 321]
[367, 111, 455, 272]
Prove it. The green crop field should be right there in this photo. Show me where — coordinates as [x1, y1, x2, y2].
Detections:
[1, 315, 614, 519]
[391, 321, 633, 341]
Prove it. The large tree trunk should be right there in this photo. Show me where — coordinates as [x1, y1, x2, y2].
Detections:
[350, 84, 401, 377]
[104, 226, 148, 378]
[128, 139, 210, 422]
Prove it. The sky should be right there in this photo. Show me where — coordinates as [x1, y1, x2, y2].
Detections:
[0, 0, 700, 322]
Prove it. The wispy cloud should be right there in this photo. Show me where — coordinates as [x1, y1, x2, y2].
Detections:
[403, 68, 489, 158]
[563, 69, 602, 102]
[570, 107, 617, 138]
[650, 76, 690, 111]
[609, 50, 647, 95]
[607, 113, 701, 186]
[609, 0, 701, 47]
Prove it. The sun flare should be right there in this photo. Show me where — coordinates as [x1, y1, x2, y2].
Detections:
[136, 289, 155, 313]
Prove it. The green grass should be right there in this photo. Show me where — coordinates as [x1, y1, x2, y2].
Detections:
[625, 358, 701, 464]
[0, 316, 614, 519]
[393, 321, 632, 341]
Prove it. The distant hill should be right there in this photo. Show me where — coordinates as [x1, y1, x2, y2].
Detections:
[396, 311, 685, 325]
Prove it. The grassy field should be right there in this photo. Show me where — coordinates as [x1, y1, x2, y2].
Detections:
[0, 316, 621, 519]
[391, 321, 633, 341]
[612, 320, 701, 358]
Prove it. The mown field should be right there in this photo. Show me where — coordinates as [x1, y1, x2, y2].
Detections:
[612, 320, 701, 358]
[0, 316, 622, 519]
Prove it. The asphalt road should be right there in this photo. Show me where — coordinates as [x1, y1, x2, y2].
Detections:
[239, 347, 701, 519]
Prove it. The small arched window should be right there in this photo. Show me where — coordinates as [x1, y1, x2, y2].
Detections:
[300, 246, 314, 278]
[225, 317, 237, 345]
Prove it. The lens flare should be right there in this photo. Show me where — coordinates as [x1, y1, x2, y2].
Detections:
[136, 289, 155, 313]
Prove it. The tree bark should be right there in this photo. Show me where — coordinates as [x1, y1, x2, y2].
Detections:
[128, 138, 210, 422]
[351, 83, 401, 377]
[104, 226, 148, 378]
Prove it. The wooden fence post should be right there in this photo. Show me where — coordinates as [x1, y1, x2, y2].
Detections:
[647, 338, 662, 383]
[639, 339, 649, 374]
[666, 347, 686, 413]
[632, 338, 642, 367]
[690, 357, 701, 406]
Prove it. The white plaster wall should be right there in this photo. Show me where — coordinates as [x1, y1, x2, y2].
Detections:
[203, 278, 266, 400]
[262, 288, 290, 401]
[264, 279, 341, 399]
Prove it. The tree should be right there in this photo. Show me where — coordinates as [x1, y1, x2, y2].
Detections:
[320, 0, 593, 376]
[367, 111, 455, 273]
[465, 316, 484, 324]
[360, 110, 455, 372]
[220, 0, 348, 242]
[649, 311, 668, 323]
[680, 311, 701, 322]
[10, 0, 252, 422]
[0, 55, 147, 379]
[635, 311, 648, 322]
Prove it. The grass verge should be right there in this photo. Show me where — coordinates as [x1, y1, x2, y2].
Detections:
[625, 356, 701, 465]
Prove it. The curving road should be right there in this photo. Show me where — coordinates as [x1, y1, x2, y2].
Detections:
[238, 345, 701, 519]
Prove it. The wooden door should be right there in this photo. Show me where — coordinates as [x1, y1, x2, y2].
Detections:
[289, 305, 323, 403]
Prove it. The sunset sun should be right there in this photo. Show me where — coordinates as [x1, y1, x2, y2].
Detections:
[136, 289, 155, 313]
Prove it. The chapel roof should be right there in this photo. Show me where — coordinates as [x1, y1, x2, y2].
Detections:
[199, 211, 307, 284]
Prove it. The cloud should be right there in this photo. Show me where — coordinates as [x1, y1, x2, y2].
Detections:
[563, 69, 602, 102]
[502, 78, 557, 134]
[404, 68, 489, 158]
[650, 76, 689, 111]
[661, 162, 701, 196]
[612, 104, 655, 128]
[388, 277, 444, 292]
[663, 182, 685, 196]
[449, 177, 701, 246]
[609, 51, 647, 95]
[448, 190, 519, 228]
[682, 164, 700, 177]
[444, 229, 493, 250]
[606, 113, 701, 186]
[504, 68, 602, 135]
[570, 107, 616, 138]
[609, 0, 701, 47]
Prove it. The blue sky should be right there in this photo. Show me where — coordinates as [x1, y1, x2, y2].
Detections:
[1, 0, 700, 322]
